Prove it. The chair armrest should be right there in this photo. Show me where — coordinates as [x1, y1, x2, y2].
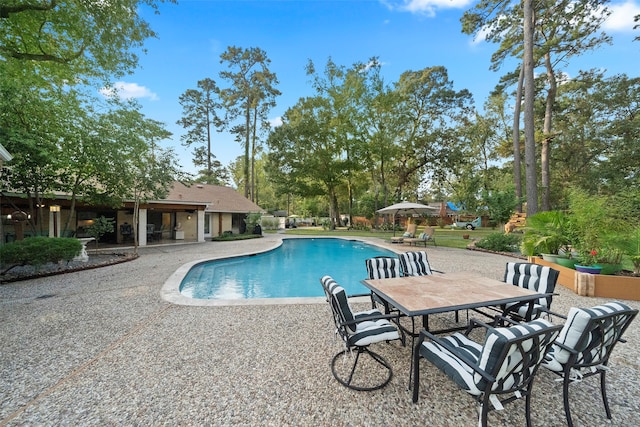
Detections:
[535, 307, 568, 321]
[348, 292, 374, 299]
[490, 315, 522, 327]
[550, 340, 578, 355]
[416, 328, 495, 383]
[340, 312, 401, 328]
[464, 317, 496, 335]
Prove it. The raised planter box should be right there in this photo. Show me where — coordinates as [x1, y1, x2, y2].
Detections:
[530, 256, 640, 301]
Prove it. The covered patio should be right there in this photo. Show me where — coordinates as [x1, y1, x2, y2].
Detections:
[1, 237, 639, 425]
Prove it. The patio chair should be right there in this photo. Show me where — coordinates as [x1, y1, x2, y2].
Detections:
[540, 301, 638, 427]
[146, 224, 155, 242]
[365, 257, 401, 313]
[320, 275, 383, 321]
[501, 262, 559, 321]
[412, 317, 562, 427]
[120, 223, 133, 243]
[404, 227, 436, 247]
[399, 250, 442, 276]
[398, 250, 451, 325]
[320, 275, 403, 391]
[390, 223, 417, 244]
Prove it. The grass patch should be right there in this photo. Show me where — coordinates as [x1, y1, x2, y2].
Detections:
[284, 226, 500, 250]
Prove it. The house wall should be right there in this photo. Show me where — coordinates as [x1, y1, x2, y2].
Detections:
[175, 212, 197, 240]
[208, 212, 233, 236]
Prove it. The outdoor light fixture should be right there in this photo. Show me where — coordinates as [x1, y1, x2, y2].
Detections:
[187, 215, 192, 220]
[50, 205, 61, 237]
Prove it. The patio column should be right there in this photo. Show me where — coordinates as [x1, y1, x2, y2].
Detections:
[197, 210, 205, 242]
[138, 208, 148, 246]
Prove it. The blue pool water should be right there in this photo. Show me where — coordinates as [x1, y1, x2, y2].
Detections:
[180, 238, 395, 299]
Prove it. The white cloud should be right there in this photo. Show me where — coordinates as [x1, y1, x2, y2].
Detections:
[603, 1, 640, 32]
[383, 0, 474, 16]
[99, 82, 159, 101]
[269, 116, 283, 128]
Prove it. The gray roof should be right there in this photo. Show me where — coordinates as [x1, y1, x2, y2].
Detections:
[164, 181, 264, 213]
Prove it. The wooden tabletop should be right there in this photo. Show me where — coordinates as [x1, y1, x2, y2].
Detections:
[362, 272, 544, 317]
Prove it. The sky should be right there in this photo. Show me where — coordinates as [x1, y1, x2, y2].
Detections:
[107, 0, 640, 177]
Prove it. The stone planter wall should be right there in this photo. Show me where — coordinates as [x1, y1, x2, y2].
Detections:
[530, 256, 640, 301]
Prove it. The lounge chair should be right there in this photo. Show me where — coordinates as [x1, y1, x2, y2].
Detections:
[390, 223, 417, 244]
[404, 227, 436, 247]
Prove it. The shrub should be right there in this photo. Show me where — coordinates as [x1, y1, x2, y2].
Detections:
[351, 220, 370, 231]
[260, 217, 279, 230]
[244, 213, 262, 234]
[0, 237, 82, 269]
[475, 233, 522, 253]
[85, 216, 115, 247]
[211, 232, 261, 242]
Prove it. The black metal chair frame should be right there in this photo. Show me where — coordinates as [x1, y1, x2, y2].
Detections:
[412, 317, 562, 427]
[330, 317, 397, 392]
[321, 277, 404, 391]
[474, 263, 560, 324]
[541, 306, 638, 427]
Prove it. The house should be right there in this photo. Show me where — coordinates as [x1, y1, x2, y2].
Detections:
[1, 181, 263, 246]
[163, 181, 264, 241]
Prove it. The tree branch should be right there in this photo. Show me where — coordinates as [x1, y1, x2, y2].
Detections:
[0, 1, 58, 19]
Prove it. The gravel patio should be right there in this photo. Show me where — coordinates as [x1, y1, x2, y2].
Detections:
[1, 235, 639, 426]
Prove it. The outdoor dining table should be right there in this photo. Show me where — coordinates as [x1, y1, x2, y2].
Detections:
[361, 271, 552, 388]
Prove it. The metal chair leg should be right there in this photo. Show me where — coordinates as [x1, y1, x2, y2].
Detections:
[600, 370, 612, 419]
[331, 347, 393, 391]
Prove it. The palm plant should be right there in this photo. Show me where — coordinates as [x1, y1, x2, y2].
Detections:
[520, 211, 572, 256]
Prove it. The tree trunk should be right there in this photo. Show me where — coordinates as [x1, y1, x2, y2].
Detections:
[206, 108, 212, 176]
[513, 65, 524, 213]
[523, 0, 538, 216]
[541, 52, 557, 212]
[244, 106, 250, 199]
[251, 106, 258, 203]
[329, 189, 339, 230]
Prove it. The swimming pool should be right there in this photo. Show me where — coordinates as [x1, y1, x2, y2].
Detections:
[179, 238, 396, 299]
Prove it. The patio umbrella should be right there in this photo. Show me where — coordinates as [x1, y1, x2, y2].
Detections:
[376, 202, 438, 236]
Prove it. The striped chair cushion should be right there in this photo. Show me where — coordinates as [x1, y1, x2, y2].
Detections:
[365, 257, 400, 279]
[478, 320, 555, 392]
[399, 251, 433, 276]
[348, 318, 400, 347]
[321, 275, 383, 327]
[422, 319, 555, 396]
[504, 262, 559, 312]
[543, 302, 633, 372]
[323, 276, 400, 346]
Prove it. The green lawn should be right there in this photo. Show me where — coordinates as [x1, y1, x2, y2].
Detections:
[281, 226, 499, 250]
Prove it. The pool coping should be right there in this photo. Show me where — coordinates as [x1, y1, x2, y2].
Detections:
[161, 235, 400, 306]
